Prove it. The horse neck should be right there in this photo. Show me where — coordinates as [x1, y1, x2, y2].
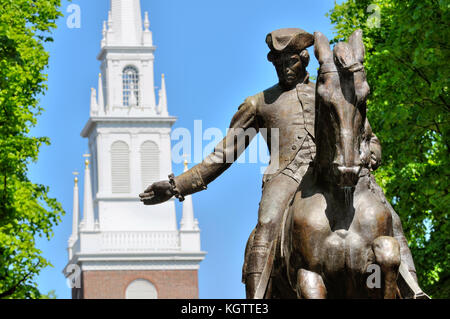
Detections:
[313, 101, 337, 183]
[312, 98, 365, 193]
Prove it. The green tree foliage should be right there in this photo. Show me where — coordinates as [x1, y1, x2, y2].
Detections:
[0, 0, 63, 298]
[39, 289, 57, 299]
[328, 0, 449, 298]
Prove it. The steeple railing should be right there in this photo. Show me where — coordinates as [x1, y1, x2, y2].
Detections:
[100, 231, 180, 252]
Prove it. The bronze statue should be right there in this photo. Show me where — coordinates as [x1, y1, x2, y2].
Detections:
[139, 28, 426, 299]
[267, 30, 427, 299]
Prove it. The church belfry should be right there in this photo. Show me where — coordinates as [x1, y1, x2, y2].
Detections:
[65, 0, 205, 299]
[95, 0, 157, 116]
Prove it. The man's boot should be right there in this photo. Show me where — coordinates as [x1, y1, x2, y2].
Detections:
[245, 241, 269, 299]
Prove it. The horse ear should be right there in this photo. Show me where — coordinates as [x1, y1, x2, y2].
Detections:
[314, 31, 333, 65]
[348, 29, 365, 63]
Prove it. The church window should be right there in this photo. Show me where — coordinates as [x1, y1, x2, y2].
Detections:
[122, 66, 139, 106]
[141, 141, 160, 189]
[125, 279, 158, 299]
[111, 141, 130, 193]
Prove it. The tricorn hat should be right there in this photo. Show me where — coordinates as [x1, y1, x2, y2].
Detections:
[266, 28, 314, 55]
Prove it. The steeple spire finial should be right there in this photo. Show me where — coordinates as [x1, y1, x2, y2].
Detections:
[144, 11, 150, 31]
[81, 154, 95, 231]
[142, 11, 153, 46]
[70, 171, 80, 242]
[157, 74, 168, 115]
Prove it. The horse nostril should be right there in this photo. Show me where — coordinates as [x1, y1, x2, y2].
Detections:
[337, 166, 361, 176]
[336, 166, 361, 187]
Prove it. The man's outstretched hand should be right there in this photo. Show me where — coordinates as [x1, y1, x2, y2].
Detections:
[139, 180, 174, 205]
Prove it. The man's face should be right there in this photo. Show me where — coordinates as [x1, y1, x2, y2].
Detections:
[273, 53, 305, 89]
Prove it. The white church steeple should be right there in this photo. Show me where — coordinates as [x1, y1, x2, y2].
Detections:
[96, 0, 159, 116]
[67, 0, 205, 299]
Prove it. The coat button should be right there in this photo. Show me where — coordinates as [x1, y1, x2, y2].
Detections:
[292, 145, 297, 150]
[297, 135, 302, 140]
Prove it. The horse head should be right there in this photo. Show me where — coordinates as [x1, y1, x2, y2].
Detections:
[313, 30, 370, 188]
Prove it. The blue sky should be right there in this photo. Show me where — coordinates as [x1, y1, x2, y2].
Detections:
[30, 0, 341, 299]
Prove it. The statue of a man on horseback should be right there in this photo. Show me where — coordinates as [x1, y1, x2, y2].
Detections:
[139, 28, 426, 298]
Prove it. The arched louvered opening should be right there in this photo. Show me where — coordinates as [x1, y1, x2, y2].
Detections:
[141, 141, 160, 189]
[125, 279, 158, 299]
[111, 141, 130, 193]
[122, 66, 139, 107]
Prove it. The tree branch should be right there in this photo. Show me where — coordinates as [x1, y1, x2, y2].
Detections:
[392, 55, 450, 111]
[0, 262, 40, 299]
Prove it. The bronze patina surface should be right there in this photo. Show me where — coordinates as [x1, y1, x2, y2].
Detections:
[139, 28, 427, 299]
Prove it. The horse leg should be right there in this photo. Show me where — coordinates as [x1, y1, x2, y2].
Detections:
[372, 236, 401, 299]
[296, 269, 327, 299]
